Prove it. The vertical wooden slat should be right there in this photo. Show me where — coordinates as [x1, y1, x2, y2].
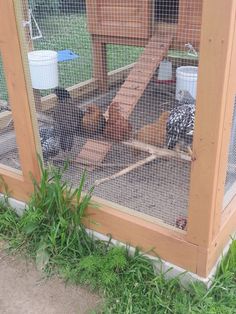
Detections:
[86, 0, 98, 34]
[187, 0, 236, 247]
[91, 35, 108, 92]
[0, 0, 41, 183]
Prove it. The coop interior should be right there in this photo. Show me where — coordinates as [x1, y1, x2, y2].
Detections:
[0, 0, 233, 231]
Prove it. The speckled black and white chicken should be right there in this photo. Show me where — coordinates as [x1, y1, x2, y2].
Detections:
[166, 90, 196, 156]
[39, 126, 60, 160]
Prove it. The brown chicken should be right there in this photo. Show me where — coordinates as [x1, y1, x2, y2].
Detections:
[103, 102, 132, 141]
[82, 104, 106, 135]
[135, 111, 170, 147]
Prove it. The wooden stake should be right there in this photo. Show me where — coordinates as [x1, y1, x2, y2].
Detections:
[124, 140, 192, 162]
[95, 154, 157, 186]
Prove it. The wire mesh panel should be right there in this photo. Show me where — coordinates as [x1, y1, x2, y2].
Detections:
[224, 97, 236, 207]
[28, 0, 92, 93]
[18, 0, 203, 229]
[0, 53, 21, 171]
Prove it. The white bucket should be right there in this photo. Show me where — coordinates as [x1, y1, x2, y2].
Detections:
[176, 66, 198, 100]
[28, 50, 58, 89]
[157, 60, 172, 81]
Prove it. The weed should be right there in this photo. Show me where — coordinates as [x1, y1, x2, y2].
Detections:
[0, 160, 236, 313]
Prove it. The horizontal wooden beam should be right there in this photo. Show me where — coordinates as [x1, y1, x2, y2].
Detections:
[83, 197, 198, 273]
[0, 164, 33, 201]
[41, 63, 134, 111]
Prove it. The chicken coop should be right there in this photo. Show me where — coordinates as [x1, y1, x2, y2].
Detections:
[0, 0, 236, 278]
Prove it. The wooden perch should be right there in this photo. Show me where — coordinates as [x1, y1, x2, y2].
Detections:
[123, 140, 192, 162]
[94, 140, 191, 186]
[94, 154, 157, 186]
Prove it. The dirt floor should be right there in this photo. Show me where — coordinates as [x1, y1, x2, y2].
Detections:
[0, 249, 100, 314]
[0, 77, 191, 227]
[61, 79, 190, 227]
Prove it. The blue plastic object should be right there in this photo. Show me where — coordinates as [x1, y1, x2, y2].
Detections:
[57, 50, 79, 62]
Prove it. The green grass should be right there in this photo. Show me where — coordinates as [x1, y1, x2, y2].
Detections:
[0, 160, 236, 313]
[34, 14, 142, 87]
[0, 13, 142, 101]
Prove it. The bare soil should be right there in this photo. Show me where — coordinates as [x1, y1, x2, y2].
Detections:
[0, 250, 100, 314]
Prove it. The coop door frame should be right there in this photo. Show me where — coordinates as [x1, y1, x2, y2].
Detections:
[0, 0, 41, 201]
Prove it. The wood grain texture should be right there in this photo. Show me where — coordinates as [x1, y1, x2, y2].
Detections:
[86, 0, 152, 39]
[187, 0, 236, 247]
[197, 204, 236, 277]
[0, 164, 33, 201]
[84, 198, 198, 273]
[0, 1, 40, 196]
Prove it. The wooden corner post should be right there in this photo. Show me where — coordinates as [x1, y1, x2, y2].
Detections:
[0, 0, 41, 200]
[187, 0, 236, 251]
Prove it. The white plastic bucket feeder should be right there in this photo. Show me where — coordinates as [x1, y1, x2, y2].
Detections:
[176, 66, 198, 100]
[28, 50, 58, 90]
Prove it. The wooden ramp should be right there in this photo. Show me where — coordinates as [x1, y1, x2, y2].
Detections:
[77, 33, 173, 168]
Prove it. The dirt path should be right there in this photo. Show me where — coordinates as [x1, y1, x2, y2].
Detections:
[0, 251, 100, 314]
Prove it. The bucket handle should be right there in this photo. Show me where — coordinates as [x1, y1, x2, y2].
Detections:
[185, 43, 198, 58]
[23, 9, 43, 40]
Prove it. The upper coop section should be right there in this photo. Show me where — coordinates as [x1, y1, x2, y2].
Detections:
[86, 0, 203, 48]
[86, 0, 152, 39]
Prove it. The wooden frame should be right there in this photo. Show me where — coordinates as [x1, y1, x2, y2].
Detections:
[187, 0, 236, 247]
[0, 0, 41, 200]
[0, 0, 236, 278]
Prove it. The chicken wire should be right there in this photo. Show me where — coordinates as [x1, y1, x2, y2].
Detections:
[15, 0, 203, 229]
[0, 53, 21, 171]
[224, 97, 236, 208]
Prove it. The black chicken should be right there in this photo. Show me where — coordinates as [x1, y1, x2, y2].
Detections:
[53, 87, 84, 152]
